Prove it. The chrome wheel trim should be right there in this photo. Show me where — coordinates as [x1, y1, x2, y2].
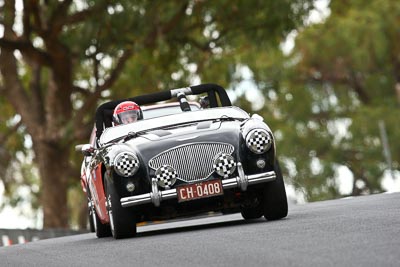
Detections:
[89, 199, 98, 232]
[92, 208, 97, 231]
[107, 195, 115, 235]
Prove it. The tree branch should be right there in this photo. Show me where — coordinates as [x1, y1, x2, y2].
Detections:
[0, 4, 4, 20]
[160, 2, 189, 35]
[0, 120, 22, 145]
[0, 0, 43, 135]
[48, 0, 73, 37]
[30, 64, 46, 122]
[66, 3, 109, 25]
[143, 2, 188, 47]
[72, 48, 134, 135]
[22, 0, 32, 39]
[71, 122, 95, 145]
[349, 71, 370, 105]
[0, 38, 52, 66]
[27, 0, 46, 36]
[174, 36, 212, 52]
[308, 71, 371, 105]
[72, 85, 90, 95]
[98, 48, 133, 91]
[0, 51, 43, 136]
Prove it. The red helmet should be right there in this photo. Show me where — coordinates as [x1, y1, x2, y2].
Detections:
[113, 101, 143, 125]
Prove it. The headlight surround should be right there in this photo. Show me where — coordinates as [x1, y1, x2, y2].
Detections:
[113, 152, 140, 177]
[245, 129, 272, 154]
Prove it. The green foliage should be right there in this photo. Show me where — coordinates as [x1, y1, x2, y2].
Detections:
[0, 97, 32, 206]
[1, 0, 315, 227]
[249, 0, 400, 201]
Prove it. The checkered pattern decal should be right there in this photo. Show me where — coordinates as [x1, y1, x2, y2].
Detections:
[213, 153, 236, 178]
[155, 165, 177, 189]
[247, 129, 271, 154]
[114, 153, 139, 177]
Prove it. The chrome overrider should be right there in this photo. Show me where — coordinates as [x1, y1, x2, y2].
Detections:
[120, 162, 276, 208]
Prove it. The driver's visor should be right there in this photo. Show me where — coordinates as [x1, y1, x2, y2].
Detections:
[118, 110, 139, 124]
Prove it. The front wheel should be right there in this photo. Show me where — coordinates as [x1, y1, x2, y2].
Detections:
[94, 205, 112, 238]
[241, 205, 263, 220]
[240, 194, 263, 220]
[263, 160, 288, 220]
[87, 186, 111, 238]
[86, 186, 95, 233]
[105, 176, 137, 239]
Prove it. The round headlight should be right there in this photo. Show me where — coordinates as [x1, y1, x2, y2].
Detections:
[245, 129, 272, 154]
[113, 152, 139, 177]
[213, 153, 236, 178]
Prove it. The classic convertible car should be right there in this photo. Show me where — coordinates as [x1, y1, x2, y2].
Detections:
[78, 83, 288, 239]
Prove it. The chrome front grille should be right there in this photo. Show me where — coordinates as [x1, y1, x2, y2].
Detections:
[148, 142, 235, 182]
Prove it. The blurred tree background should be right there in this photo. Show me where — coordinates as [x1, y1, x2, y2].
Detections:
[0, 0, 398, 229]
[248, 0, 400, 201]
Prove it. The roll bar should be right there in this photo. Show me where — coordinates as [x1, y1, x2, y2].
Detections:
[94, 83, 232, 138]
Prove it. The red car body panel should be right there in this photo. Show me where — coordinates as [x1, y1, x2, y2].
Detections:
[89, 163, 109, 224]
[79, 127, 110, 224]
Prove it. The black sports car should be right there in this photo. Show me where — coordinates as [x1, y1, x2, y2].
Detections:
[79, 83, 288, 239]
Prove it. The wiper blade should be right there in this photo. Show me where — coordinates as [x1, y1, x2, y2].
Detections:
[123, 131, 138, 142]
[106, 131, 137, 144]
[215, 115, 241, 122]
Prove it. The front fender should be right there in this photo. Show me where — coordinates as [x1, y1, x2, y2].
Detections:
[89, 163, 109, 224]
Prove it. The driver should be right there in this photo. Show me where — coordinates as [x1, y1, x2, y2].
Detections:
[112, 101, 143, 125]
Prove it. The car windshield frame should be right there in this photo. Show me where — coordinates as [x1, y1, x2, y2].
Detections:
[142, 103, 200, 119]
[99, 106, 249, 144]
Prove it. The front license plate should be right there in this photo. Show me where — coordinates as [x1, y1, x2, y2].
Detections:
[177, 179, 224, 202]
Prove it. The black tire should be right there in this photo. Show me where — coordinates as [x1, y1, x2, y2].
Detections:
[94, 206, 112, 238]
[240, 194, 263, 220]
[263, 160, 288, 220]
[241, 205, 263, 220]
[105, 177, 137, 239]
[87, 184, 111, 237]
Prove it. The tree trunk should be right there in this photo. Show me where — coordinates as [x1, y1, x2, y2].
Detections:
[34, 140, 70, 228]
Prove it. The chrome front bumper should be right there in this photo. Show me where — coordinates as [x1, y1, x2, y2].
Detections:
[120, 163, 276, 208]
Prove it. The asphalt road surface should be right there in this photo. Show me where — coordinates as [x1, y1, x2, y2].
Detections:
[1, 192, 399, 267]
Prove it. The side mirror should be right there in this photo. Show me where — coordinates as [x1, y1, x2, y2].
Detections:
[75, 144, 84, 152]
[76, 144, 95, 156]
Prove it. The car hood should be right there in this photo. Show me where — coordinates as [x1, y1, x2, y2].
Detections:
[123, 119, 244, 165]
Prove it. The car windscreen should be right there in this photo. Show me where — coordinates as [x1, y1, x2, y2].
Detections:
[142, 104, 200, 119]
[100, 106, 249, 144]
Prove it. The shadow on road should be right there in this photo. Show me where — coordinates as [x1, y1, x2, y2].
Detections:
[136, 216, 283, 238]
